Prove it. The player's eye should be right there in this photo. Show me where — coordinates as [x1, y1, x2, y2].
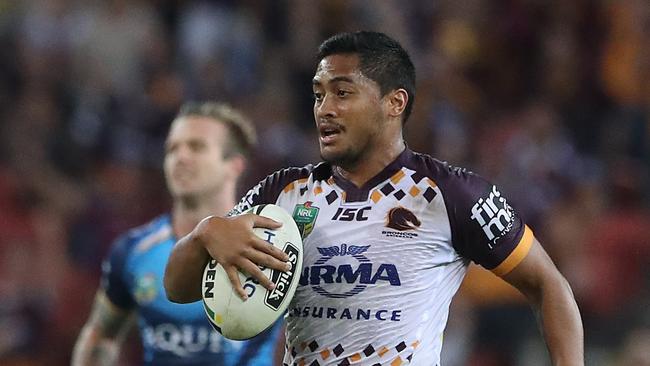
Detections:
[336, 90, 350, 98]
[188, 140, 206, 152]
[313, 92, 323, 102]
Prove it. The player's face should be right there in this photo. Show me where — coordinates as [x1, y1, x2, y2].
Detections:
[164, 116, 234, 199]
[312, 54, 387, 168]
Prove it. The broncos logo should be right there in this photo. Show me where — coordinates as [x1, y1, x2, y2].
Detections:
[386, 207, 421, 231]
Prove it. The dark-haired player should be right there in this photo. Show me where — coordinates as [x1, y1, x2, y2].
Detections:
[164, 32, 584, 366]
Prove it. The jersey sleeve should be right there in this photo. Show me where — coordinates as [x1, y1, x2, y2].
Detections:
[228, 165, 314, 216]
[441, 168, 534, 276]
[100, 234, 136, 310]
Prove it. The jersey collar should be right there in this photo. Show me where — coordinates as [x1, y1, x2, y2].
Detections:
[331, 148, 413, 202]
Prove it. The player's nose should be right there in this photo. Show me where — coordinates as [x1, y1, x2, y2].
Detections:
[173, 144, 195, 163]
[315, 94, 338, 119]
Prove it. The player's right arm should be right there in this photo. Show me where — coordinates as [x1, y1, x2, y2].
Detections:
[164, 213, 288, 303]
[71, 291, 133, 366]
[165, 167, 313, 304]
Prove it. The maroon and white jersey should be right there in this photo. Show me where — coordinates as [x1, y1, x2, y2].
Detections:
[231, 149, 534, 366]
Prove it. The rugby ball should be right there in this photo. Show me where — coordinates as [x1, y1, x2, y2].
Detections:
[201, 204, 303, 340]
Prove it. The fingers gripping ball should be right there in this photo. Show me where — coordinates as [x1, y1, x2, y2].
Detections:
[201, 204, 303, 340]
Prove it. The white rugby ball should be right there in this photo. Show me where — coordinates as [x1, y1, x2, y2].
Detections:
[201, 204, 303, 340]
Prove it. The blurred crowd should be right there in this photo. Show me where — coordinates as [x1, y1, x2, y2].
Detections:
[0, 0, 649, 365]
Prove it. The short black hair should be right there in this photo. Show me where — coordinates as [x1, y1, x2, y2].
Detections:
[175, 101, 257, 157]
[317, 31, 416, 123]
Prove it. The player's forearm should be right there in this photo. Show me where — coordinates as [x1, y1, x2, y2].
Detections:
[532, 275, 584, 366]
[73, 293, 132, 366]
[71, 326, 120, 366]
[164, 231, 210, 303]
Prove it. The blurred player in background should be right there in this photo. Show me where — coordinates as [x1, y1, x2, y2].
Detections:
[164, 32, 583, 365]
[72, 102, 284, 365]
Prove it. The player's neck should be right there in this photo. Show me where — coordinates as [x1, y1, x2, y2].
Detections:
[336, 139, 406, 188]
[171, 187, 236, 237]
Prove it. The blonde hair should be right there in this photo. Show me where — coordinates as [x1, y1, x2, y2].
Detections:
[176, 101, 257, 157]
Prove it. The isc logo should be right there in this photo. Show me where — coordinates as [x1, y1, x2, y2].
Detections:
[331, 206, 371, 221]
[470, 186, 514, 246]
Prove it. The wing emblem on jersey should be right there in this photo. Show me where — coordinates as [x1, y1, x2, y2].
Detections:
[316, 244, 370, 264]
[317, 246, 340, 257]
[347, 245, 370, 256]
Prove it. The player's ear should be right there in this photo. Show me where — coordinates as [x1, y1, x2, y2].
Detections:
[385, 88, 408, 119]
[227, 154, 247, 179]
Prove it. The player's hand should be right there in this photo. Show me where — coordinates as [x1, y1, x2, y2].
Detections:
[193, 214, 290, 300]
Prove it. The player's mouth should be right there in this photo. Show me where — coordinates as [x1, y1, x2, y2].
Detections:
[172, 168, 194, 182]
[318, 123, 343, 144]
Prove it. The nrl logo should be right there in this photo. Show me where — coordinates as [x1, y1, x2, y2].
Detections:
[292, 201, 319, 239]
[134, 273, 158, 305]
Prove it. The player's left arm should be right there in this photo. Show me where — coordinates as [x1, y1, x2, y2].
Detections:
[273, 324, 287, 366]
[440, 168, 584, 365]
[501, 237, 584, 366]
[71, 292, 135, 366]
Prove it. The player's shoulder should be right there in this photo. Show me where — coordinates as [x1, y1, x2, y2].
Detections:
[233, 162, 332, 214]
[406, 150, 486, 187]
[109, 214, 172, 258]
[266, 162, 331, 185]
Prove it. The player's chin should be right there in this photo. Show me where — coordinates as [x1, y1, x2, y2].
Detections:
[169, 184, 196, 198]
[319, 146, 344, 164]
[321, 150, 359, 169]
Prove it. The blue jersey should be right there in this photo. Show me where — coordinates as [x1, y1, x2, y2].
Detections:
[102, 214, 282, 365]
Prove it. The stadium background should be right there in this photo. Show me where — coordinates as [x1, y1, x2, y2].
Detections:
[0, 0, 648, 365]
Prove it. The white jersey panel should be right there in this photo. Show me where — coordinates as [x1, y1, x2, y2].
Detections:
[275, 168, 467, 366]
[232, 149, 532, 366]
